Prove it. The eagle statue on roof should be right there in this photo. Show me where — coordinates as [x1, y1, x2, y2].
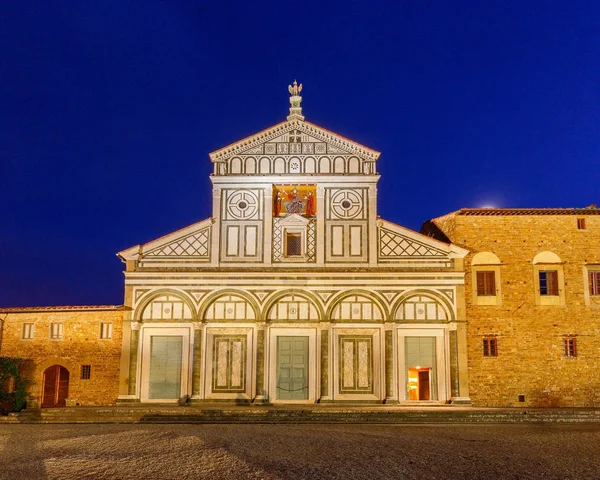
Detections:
[288, 80, 302, 96]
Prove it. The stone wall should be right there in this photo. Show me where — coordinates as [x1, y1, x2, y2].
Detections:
[0, 308, 123, 407]
[431, 212, 600, 407]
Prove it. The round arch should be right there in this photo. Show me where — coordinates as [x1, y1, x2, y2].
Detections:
[134, 289, 197, 322]
[533, 251, 562, 264]
[326, 289, 389, 322]
[263, 289, 325, 322]
[471, 251, 501, 265]
[391, 289, 455, 322]
[199, 289, 260, 322]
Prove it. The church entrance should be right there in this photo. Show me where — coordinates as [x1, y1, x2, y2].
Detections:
[140, 327, 191, 403]
[148, 336, 183, 400]
[42, 365, 69, 408]
[276, 336, 309, 400]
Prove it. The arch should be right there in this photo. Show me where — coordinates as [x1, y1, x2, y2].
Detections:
[289, 156, 302, 174]
[348, 156, 360, 173]
[245, 157, 256, 174]
[42, 365, 69, 408]
[334, 156, 345, 173]
[259, 157, 271, 174]
[327, 290, 388, 322]
[135, 289, 196, 321]
[263, 289, 324, 322]
[319, 157, 331, 173]
[471, 252, 501, 265]
[392, 289, 454, 322]
[304, 157, 316, 173]
[273, 157, 285, 174]
[533, 251, 562, 264]
[199, 289, 260, 321]
[230, 157, 242, 174]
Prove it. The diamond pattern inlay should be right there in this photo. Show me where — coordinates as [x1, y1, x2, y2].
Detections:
[379, 228, 445, 258]
[146, 228, 210, 257]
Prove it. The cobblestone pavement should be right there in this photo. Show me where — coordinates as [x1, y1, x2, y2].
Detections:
[1, 423, 599, 479]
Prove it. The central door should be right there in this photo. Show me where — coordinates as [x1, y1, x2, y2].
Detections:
[277, 336, 309, 400]
[148, 336, 183, 400]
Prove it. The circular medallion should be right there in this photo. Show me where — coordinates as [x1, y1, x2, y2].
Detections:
[226, 191, 259, 219]
[331, 190, 363, 219]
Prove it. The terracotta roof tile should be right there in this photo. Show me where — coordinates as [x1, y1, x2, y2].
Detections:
[0, 305, 125, 313]
[456, 207, 600, 216]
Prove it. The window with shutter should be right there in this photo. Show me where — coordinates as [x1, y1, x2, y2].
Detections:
[589, 271, 600, 296]
[476, 271, 496, 296]
[539, 270, 559, 295]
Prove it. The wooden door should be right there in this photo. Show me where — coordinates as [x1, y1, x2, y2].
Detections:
[42, 365, 69, 408]
[277, 336, 309, 400]
[418, 370, 430, 401]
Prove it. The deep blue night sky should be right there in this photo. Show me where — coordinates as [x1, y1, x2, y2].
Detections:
[1, 1, 599, 307]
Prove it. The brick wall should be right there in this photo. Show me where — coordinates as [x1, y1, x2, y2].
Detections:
[431, 212, 600, 407]
[0, 309, 123, 407]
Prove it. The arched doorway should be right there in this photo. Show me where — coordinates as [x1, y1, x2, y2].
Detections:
[42, 365, 69, 408]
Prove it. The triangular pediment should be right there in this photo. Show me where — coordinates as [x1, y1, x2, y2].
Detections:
[377, 219, 468, 262]
[209, 119, 380, 163]
[118, 218, 213, 262]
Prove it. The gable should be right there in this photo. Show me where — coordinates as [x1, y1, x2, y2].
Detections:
[377, 219, 468, 265]
[209, 120, 380, 176]
[118, 219, 213, 266]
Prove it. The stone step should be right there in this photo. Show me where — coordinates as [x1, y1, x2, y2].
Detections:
[3, 407, 600, 424]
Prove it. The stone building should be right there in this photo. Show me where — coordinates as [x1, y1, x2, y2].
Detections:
[422, 208, 600, 407]
[2, 84, 597, 409]
[115, 82, 471, 405]
[0, 306, 123, 407]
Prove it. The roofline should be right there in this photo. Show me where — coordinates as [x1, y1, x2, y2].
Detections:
[117, 218, 213, 261]
[378, 218, 469, 257]
[455, 207, 600, 216]
[209, 118, 380, 162]
[0, 305, 127, 314]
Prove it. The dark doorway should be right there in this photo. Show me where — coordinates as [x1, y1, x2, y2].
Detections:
[42, 365, 69, 407]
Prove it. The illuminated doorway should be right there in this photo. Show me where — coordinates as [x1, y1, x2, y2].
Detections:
[42, 365, 69, 408]
[407, 367, 431, 401]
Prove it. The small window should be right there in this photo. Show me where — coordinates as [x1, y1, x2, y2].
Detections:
[539, 270, 559, 295]
[483, 337, 498, 357]
[80, 365, 91, 380]
[476, 271, 496, 296]
[50, 322, 63, 340]
[22, 323, 34, 339]
[577, 218, 586, 230]
[589, 271, 600, 296]
[285, 232, 302, 256]
[100, 322, 113, 339]
[563, 337, 577, 357]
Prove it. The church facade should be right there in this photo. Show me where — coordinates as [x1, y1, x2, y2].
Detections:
[3, 83, 598, 409]
[114, 82, 471, 405]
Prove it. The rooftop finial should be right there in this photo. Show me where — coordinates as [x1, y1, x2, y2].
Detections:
[287, 80, 304, 121]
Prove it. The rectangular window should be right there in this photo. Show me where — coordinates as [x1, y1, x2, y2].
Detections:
[483, 337, 498, 357]
[80, 365, 91, 380]
[100, 322, 113, 339]
[285, 232, 302, 256]
[50, 323, 63, 340]
[589, 271, 600, 296]
[22, 323, 34, 339]
[539, 270, 559, 295]
[577, 218, 586, 230]
[563, 337, 577, 357]
[476, 271, 496, 296]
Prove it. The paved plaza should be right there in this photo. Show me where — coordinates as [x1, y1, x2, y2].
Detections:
[1, 423, 599, 479]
